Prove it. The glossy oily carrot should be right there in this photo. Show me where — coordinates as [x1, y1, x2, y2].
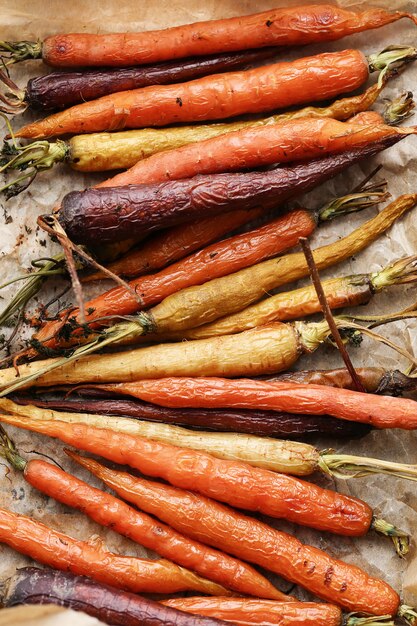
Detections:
[32, 160, 408, 354]
[13, 49, 381, 139]
[67, 453, 402, 617]
[105, 377, 417, 431]
[0, 506, 229, 595]
[0, 411, 400, 539]
[1, 567, 233, 626]
[0, 441, 283, 600]
[162, 598, 343, 626]
[2, 6, 416, 67]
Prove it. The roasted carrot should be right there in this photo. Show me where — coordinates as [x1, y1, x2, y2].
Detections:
[98, 377, 417, 431]
[0, 505, 229, 595]
[2, 6, 416, 67]
[66, 116, 417, 204]
[5, 399, 417, 479]
[162, 598, 343, 626]
[29, 193, 416, 363]
[83, 207, 266, 282]
[67, 453, 404, 617]
[0, 48, 278, 113]
[2, 78, 404, 183]
[32, 166, 408, 356]
[13, 391, 373, 439]
[166, 254, 417, 341]
[0, 411, 407, 541]
[56, 120, 414, 247]
[13, 47, 414, 139]
[1, 567, 233, 626]
[0, 438, 283, 600]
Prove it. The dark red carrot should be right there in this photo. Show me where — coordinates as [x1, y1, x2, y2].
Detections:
[0, 567, 233, 626]
[0, 48, 278, 112]
[2, 6, 416, 67]
[13, 392, 372, 439]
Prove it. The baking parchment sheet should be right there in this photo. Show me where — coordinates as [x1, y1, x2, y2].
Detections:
[0, 0, 417, 623]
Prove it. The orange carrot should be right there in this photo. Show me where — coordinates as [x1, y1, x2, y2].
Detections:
[2, 445, 283, 600]
[161, 598, 343, 626]
[98, 115, 413, 189]
[4, 6, 416, 67]
[68, 453, 401, 618]
[0, 506, 228, 595]
[0, 411, 399, 539]
[83, 207, 265, 281]
[110, 377, 417, 431]
[13, 49, 374, 139]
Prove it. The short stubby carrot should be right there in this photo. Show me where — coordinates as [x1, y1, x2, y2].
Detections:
[4, 6, 416, 67]
[0, 506, 229, 595]
[69, 454, 401, 617]
[114, 377, 417, 431]
[14, 49, 371, 138]
[5, 452, 283, 600]
[0, 412, 380, 537]
[162, 598, 343, 626]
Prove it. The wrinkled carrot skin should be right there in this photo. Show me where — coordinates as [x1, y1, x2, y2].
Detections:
[71, 454, 400, 616]
[135, 193, 416, 335]
[162, 598, 342, 626]
[15, 49, 369, 138]
[104, 116, 403, 190]
[22, 459, 281, 600]
[3, 568, 232, 626]
[156, 274, 374, 341]
[26, 48, 279, 110]
[34, 140, 404, 350]
[15, 393, 372, 439]
[41, 6, 416, 67]
[119, 377, 417, 430]
[0, 413, 373, 536]
[75, 82, 383, 175]
[83, 207, 266, 281]
[0, 506, 227, 595]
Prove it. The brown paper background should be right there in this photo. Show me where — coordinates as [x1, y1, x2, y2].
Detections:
[0, 1, 417, 623]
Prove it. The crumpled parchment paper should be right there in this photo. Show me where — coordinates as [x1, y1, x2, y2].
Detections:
[0, 0, 416, 623]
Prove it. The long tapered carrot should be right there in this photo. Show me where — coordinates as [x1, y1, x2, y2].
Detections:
[0, 411, 406, 541]
[3, 6, 417, 67]
[100, 377, 417, 431]
[67, 453, 402, 618]
[0, 442, 284, 600]
[13, 47, 410, 139]
[32, 184, 410, 356]
[161, 598, 343, 626]
[0, 506, 229, 595]
[163, 254, 417, 341]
